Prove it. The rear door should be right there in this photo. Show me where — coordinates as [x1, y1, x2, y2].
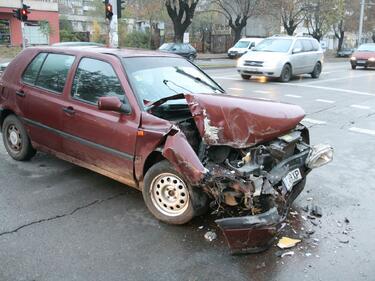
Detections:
[19, 52, 75, 152]
[301, 39, 316, 72]
[289, 40, 305, 74]
[61, 56, 139, 186]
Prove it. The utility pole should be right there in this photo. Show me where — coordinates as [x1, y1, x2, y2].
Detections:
[358, 0, 365, 46]
[108, 0, 119, 48]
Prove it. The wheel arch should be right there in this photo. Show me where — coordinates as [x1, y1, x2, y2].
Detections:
[143, 150, 166, 180]
[0, 108, 16, 131]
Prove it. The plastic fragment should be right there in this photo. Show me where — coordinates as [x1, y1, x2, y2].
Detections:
[277, 237, 301, 249]
[204, 231, 217, 242]
[281, 251, 295, 258]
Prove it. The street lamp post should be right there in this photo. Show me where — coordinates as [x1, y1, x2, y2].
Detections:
[358, 0, 365, 46]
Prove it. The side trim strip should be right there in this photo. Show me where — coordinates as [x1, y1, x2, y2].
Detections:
[22, 117, 133, 161]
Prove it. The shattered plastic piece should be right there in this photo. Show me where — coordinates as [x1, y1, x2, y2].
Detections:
[204, 231, 217, 242]
[305, 253, 312, 257]
[306, 229, 315, 235]
[338, 236, 349, 244]
[198, 226, 204, 230]
[277, 237, 301, 249]
[306, 197, 313, 201]
[256, 262, 266, 269]
[310, 205, 323, 217]
[344, 217, 350, 224]
[281, 251, 295, 258]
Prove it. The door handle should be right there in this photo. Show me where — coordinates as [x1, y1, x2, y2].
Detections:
[16, 91, 26, 97]
[63, 106, 75, 115]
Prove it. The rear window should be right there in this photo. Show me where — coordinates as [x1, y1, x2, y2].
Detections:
[35, 53, 75, 93]
[22, 52, 47, 84]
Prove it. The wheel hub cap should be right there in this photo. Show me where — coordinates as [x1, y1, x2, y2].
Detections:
[9, 131, 18, 145]
[150, 173, 189, 217]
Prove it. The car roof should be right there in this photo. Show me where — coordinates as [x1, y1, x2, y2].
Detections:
[26, 46, 181, 58]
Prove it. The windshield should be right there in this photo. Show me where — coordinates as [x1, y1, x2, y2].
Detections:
[159, 43, 173, 50]
[253, 38, 292, 53]
[357, 44, 375, 52]
[234, 41, 250, 48]
[122, 57, 223, 107]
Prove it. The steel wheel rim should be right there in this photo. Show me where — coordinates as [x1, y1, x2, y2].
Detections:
[315, 63, 321, 74]
[6, 124, 22, 152]
[283, 66, 290, 80]
[150, 173, 190, 217]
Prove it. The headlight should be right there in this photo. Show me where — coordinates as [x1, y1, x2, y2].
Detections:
[237, 57, 245, 67]
[350, 56, 356, 61]
[368, 57, 375, 62]
[306, 144, 334, 169]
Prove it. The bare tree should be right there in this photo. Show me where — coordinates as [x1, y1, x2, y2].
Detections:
[372, 32, 375, 43]
[165, 0, 199, 42]
[303, 0, 337, 41]
[212, 0, 260, 43]
[280, 0, 305, 35]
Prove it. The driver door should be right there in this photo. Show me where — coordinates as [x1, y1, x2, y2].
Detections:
[61, 57, 139, 185]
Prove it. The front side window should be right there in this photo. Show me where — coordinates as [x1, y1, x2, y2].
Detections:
[35, 53, 75, 93]
[234, 41, 250, 48]
[22, 52, 47, 84]
[71, 58, 124, 104]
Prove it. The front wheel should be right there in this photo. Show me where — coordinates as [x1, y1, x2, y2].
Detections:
[143, 161, 196, 224]
[351, 64, 357, 70]
[241, 74, 251, 80]
[311, 62, 322, 78]
[2, 114, 36, 161]
[279, 64, 292, 82]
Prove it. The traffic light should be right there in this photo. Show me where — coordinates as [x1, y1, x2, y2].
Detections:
[117, 0, 125, 19]
[12, 8, 21, 20]
[21, 4, 31, 21]
[105, 2, 113, 21]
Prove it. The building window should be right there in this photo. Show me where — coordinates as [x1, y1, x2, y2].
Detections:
[0, 20, 11, 45]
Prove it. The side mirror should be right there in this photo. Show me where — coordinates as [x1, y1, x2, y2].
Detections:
[293, 47, 302, 54]
[98, 96, 131, 114]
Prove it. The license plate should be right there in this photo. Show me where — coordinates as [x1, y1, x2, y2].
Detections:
[282, 168, 302, 191]
[357, 60, 366, 64]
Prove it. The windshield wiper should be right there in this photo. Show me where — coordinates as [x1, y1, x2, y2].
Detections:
[175, 68, 224, 93]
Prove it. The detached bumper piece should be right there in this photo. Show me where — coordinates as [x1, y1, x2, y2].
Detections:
[215, 207, 283, 255]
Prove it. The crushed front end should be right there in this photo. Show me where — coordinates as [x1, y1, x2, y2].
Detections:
[197, 124, 333, 254]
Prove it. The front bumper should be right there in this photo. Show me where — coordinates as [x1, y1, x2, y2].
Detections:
[214, 144, 333, 254]
[352, 59, 375, 67]
[237, 65, 283, 77]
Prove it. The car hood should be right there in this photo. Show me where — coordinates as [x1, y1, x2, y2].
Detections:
[242, 51, 286, 62]
[352, 51, 375, 59]
[184, 93, 305, 148]
[229, 47, 248, 53]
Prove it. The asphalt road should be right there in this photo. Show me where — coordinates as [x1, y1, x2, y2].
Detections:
[1, 61, 375, 281]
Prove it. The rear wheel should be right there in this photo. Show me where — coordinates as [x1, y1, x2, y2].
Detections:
[279, 64, 292, 82]
[188, 54, 195, 62]
[241, 74, 251, 80]
[143, 161, 197, 225]
[311, 62, 322, 78]
[2, 115, 36, 161]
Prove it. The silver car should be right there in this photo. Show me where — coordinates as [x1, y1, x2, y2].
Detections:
[237, 36, 324, 82]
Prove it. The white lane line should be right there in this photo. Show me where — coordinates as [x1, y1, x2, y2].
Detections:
[254, 90, 271, 94]
[256, 97, 273, 101]
[211, 76, 241, 80]
[349, 127, 375, 136]
[316, 99, 336, 104]
[285, 94, 302, 98]
[280, 83, 375, 96]
[228, 87, 244, 91]
[302, 118, 327, 125]
[304, 72, 375, 84]
[350, 104, 371, 110]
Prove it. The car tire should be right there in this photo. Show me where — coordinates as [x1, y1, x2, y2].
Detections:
[143, 160, 197, 225]
[351, 64, 356, 70]
[311, 62, 322, 79]
[188, 55, 195, 62]
[2, 115, 36, 161]
[279, 64, 292, 82]
[241, 74, 251, 80]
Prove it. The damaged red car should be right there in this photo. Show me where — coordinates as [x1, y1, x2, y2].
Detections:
[0, 47, 333, 253]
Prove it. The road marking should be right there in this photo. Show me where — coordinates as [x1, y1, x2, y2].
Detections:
[350, 104, 371, 110]
[316, 99, 336, 104]
[228, 87, 244, 91]
[285, 94, 302, 98]
[256, 97, 273, 101]
[304, 72, 375, 84]
[254, 90, 271, 94]
[279, 83, 375, 96]
[211, 76, 241, 80]
[302, 118, 327, 125]
[349, 127, 375, 136]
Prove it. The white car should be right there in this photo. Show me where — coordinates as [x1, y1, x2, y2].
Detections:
[237, 36, 324, 82]
[227, 38, 263, 59]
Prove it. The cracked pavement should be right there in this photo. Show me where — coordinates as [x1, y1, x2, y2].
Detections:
[1, 61, 375, 281]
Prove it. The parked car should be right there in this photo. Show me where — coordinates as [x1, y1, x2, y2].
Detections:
[227, 37, 263, 59]
[350, 43, 375, 69]
[158, 43, 197, 61]
[237, 35, 324, 82]
[0, 47, 332, 253]
[336, 47, 354, 57]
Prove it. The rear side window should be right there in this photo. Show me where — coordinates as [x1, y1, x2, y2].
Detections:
[35, 53, 75, 93]
[311, 40, 320, 51]
[302, 40, 313, 52]
[22, 52, 47, 84]
[71, 58, 124, 104]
